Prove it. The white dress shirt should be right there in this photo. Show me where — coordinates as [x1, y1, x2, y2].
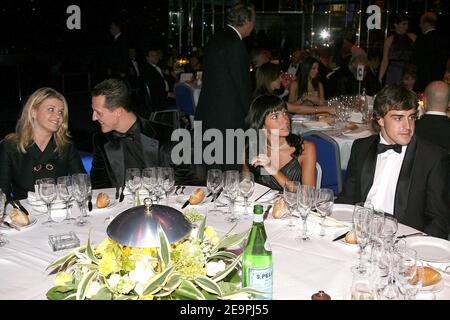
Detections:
[366, 134, 407, 215]
[227, 24, 242, 40]
[152, 63, 169, 92]
[286, 64, 299, 76]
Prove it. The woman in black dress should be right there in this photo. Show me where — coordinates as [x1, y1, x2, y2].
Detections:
[0, 88, 86, 199]
[243, 95, 317, 190]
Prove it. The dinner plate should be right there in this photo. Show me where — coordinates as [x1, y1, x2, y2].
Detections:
[405, 236, 450, 263]
[330, 204, 354, 222]
[302, 121, 333, 130]
[0, 216, 38, 230]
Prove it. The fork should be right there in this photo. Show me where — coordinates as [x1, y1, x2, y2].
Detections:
[174, 186, 181, 195]
[180, 186, 186, 195]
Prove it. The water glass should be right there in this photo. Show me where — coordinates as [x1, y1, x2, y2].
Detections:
[57, 176, 75, 222]
[38, 178, 57, 225]
[352, 202, 373, 272]
[297, 185, 316, 241]
[142, 168, 158, 200]
[157, 167, 175, 206]
[72, 173, 90, 226]
[315, 188, 334, 236]
[283, 181, 299, 228]
[223, 170, 240, 222]
[207, 169, 223, 214]
[350, 268, 377, 300]
[239, 172, 255, 217]
[126, 168, 142, 206]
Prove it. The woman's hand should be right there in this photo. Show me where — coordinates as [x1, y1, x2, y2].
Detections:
[250, 154, 278, 175]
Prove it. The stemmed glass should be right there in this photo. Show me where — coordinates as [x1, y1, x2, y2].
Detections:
[297, 185, 316, 241]
[207, 169, 223, 214]
[142, 168, 158, 201]
[368, 210, 385, 263]
[352, 202, 373, 272]
[126, 168, 142, 206]
[0, 189, 9, 247]
[72, 173, 90, 226]
[396, 247, 423, 300]
[314, 188, 334, 237]
[223, 170, 240, 223]
[57, 176, 75, 222]
[283, 181, 300, 228]
[157, 167, 175, 206]
[38, 178, 57, 225]
[239, 172, 255, 217]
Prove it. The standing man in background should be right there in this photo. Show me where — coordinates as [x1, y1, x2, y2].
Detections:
[195, 1, 255, 171]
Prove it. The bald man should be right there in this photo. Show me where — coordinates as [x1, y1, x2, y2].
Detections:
[415, 81, 450, 152]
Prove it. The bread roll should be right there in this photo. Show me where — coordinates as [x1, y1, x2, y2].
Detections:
[96, 192, 110, 208]
[9, 208, 30, 226]
[345, 230, 357, 244]
[189, 188, 205, 205]
[413, 267, 441, 287]
[345, 122, 359, 130]
[272, 198, 288, 219]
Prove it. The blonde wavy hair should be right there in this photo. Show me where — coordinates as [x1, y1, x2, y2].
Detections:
[6, 87, 71, 154]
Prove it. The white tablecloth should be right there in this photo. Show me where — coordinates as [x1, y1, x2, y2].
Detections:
[1, 186, 449, 300]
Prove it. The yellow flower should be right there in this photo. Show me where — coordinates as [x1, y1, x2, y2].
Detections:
[54, 272, 73, 287]
[139, 293, 154, 300]
[95, 238, 116, 256]
[204, 226, 217, 241]
[98, 251, 121, 276]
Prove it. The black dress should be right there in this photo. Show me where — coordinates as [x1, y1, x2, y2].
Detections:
[0, 138, 86, 199]
[254, 156, 302, 191]
[386, 33, 414, 85]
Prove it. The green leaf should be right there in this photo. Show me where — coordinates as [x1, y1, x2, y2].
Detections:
[63, 293, 77, 300]
[212, 230, 248, 254]
[113, 294, 138, 300]
[142, 264, 176, 296]
[46, 286, 76, 300]
[194, 275, 222, 297]
[211, 255, 241, 283]
[172, 280, 206, 300]
[90, 287, 113, 300]
[221, 287, 265, 300]
[157, 224, 171, 268]
[76, 270, 96, 300]
[86, 233, 99, 264]
[196, 216, 207, 242]
[46, 245, 87, 271]
[208, 251, 237, 261]
[162, 273, 182, 292]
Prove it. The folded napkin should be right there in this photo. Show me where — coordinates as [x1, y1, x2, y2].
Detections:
[348, 111, 363, 123]
[27, 192, 65, 207]
[302, 121, 332, 129]
[342, 128, 372, 138]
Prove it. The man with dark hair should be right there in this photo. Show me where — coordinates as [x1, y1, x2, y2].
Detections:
[337, 84, 449, 238]
[90, 79, 172, 189]
[194, 1, 255, 170]
[416, 80, 450, 152]
[412, 12, 449, 92]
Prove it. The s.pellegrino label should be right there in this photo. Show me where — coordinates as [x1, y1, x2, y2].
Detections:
[242, 205, 273, 300]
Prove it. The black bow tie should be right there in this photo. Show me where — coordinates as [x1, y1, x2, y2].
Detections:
[377, 143, 402, 154]
[110, 131, 136, 142]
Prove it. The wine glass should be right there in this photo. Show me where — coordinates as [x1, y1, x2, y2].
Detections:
[142, 168, 158, 200]
[223, 170, 240, 223]
[297, 185, 316, 241]
[157, 167, 175, 206]
[72, 173, 90, 226]
[239, 172, 255, 217]
[314, 188, 334, 237]
[382, 215, 398, 247]
[350, 268, 377, 300]
[368, 209, 385, 263]
[207, 169, 223, 215]
[283, 181, 300, 228]
[126, 168, 142, 206]
[396, 247, 423, 300]
[38, 178, 57, 225]
[352, 202, 373, 272]
[0, 189, 9, 247]
[57, 176, 75, 222]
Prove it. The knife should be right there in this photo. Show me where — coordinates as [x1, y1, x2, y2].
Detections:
[206, 192, 213, 198]
[395, 232, 427, 241]
[14, 200, 30, 216]
[87, 194, 93, 212]
[115, 186, 121, 200]
[263, 205, 272, 220]
[119, 186, 126, 203]
[181, 199, 190, 209]
[212, 189, 223, 202]
[332, 231, 349, 242]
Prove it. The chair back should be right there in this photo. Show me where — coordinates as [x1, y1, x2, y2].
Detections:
[315, 162, 322, 189]
[174, 82, 195, 117]
[303, 131, 342, 195]
[79, 151, 93, 175]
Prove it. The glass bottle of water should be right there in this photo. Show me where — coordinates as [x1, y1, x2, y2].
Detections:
[242, 204, 273, 299]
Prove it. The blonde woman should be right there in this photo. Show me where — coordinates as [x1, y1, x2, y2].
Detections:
[0, 88, 86, 199]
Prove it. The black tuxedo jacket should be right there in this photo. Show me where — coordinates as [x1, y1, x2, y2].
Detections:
[412, 30, 449, 92]
[91, 117, 171, 189]
[195, 26, 251, 130]
[108, 34, 129, 78]
[0, 139, 86, 199]
[415, 114, 450, 153]
[141, 63, 168, 109]
[336, 134, 449, 238]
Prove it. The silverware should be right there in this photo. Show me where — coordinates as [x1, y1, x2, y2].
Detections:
[263, 205, 272, 220]
[214, 189, 223, 201]
[13, 200, 29, 216]
[395, 232, 427, 240]
[332, 231, 349, 242]
[119, 186, 126, 203]
[2, 221, 20, 231]
[206, 191, 213, 198]
[180, 186, 186, 195]
[87, 195, 93, 212]
[115, 186, 121, 200]
[181, 200, 190, 209]
[174, 186, 181, 195]
[254, 189, 271, 202]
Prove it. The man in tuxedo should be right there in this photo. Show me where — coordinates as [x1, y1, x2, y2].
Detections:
[415, 81, 450, 152]
[107, 21, 129, 80]
[195, 1, 255, 170]
[283, 48, 302, 77]
[412, 12, 449, 92]
[90, 79, 172, 189]
[337, 84, 449, 238]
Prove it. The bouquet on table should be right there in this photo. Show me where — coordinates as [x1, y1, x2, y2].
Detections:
[46, 220, 258, 300]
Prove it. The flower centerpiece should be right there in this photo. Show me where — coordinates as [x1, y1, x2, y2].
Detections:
[46, 218, 259, 300]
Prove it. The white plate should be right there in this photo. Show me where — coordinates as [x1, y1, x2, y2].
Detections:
[331, 204, 354, 222]
[405, 236, 450, 263]
[421, 276, 444, 293]
[302, 121, 333, 130]
[0, 216, 37, 230]
[176, 194, 208, 206]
